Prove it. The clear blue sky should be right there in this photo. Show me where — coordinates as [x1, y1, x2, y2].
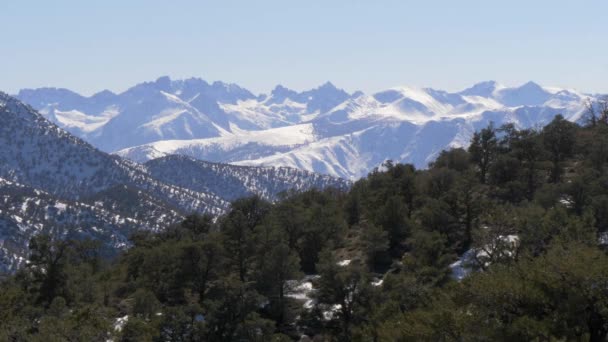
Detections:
[1, 0, 607, 95]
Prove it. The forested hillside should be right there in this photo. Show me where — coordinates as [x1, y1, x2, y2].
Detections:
[0, 93, 349, 273]
[3, 110, 608, 341]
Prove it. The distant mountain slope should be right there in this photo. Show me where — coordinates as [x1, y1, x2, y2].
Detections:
[0, 178, 183, 273]
[0, 92, 228, 215]
[17, 78, 598, 179]
[116, 123, 317, 164]
[16, 77, 353, 153]
[144, 155, 351, 201]
[116, 81, 592, 179]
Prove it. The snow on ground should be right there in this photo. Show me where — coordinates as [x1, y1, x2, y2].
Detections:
[599, 232, 608, 245]
[371, 278, 383, 287]
[286, 275, 319, 310]
[113, 315, 128, 332]
[322, 304, 342, 321]
[337, 259, 351, 266]
[106, 315, 129, 342]
[54, 201, 67, 213]
[450, 234, 519, 281]
[286, 270, 385, 321]
[450, 249, 476, 281]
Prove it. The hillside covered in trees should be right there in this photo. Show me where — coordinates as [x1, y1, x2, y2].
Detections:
[3, 109, 608, 341]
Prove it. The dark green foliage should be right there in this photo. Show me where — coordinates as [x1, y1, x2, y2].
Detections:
[430, 148, 471, 172]
[359, 221, 390, 270]
[543, 114, 577, 182]
[385, 242, 608, 341]
[403, 230, 454, 286]
[315, 249, 374, 341]
[121, 317, 160, 341]
[469, 123, 498, 184]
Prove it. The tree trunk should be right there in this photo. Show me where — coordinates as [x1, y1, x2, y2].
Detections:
[588, 311, 607, 342]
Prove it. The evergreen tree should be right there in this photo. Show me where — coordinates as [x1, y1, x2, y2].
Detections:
[469, 123, 498, 184]
[543, 115, 577, 183]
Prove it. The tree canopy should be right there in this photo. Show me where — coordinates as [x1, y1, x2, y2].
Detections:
[3, 113, 608, 341]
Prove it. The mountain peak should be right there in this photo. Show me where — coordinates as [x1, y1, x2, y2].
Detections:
[517, 81, 543, 91]
[459, 80, 502, 97]
[123, 76, 174, 96]
[270, 85, 299, 101]
[211, 80, 230, 88]
[0, 90, 11, 101]
[93, 89, 115, 96]
[373, 89, 406, 103]
[496, 81, 553, 107]
[309, 81, 350, 98]
[0, 91, 15, 109]
[17, 87, 82, 98]
[352, 90, 365, 98]
[91, 89, 116, 100]
[1, 92, 32, 111]
[210, 80, 248, 94]
[476, 80, 498, 86]
[154, 76, 172, 89]
[272, 84, 292, 92]
[155, 75, 171, 84]
[318, 81, 338, 90]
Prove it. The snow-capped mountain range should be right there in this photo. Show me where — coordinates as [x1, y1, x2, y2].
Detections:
[17, 77, 598, 180]
[0, 92, 347, 272]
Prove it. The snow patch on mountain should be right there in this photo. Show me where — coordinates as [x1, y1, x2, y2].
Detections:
[116, 123, 317, 164]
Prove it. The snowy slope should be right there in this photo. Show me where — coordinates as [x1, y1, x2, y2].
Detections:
[116, 123, 316, 163]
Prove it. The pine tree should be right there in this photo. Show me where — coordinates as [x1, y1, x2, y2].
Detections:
[542, 115, 577, 183]
[468, 123, 498, 184]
